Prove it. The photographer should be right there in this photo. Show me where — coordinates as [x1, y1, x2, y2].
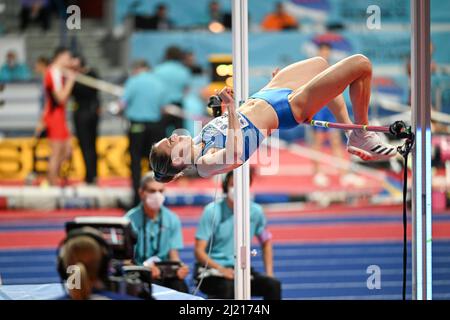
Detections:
[194, 169, 282, 300]
[57, 227, 140, 300]
[125, 172, 190, 293]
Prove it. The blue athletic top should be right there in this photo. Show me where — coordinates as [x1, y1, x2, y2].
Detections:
[193, 112, 264, 163]
[249, 88, 298, 129]
[193, 87, 299, 165]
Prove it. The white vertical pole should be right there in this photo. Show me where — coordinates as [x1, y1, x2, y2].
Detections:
[411, 0, 432, 300]
[232, 0, 251, 300]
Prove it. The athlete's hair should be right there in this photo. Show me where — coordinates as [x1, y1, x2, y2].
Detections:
[149, 144, 184, 183]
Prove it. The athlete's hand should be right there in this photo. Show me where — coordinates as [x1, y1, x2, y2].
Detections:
[217, 87, 234, 105]
[217, 87, 235, 114]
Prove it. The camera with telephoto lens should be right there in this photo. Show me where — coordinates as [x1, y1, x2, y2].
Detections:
[64, 217, 153, 300]
[154, 261, 183, 279]
[207, 95, 222, 117]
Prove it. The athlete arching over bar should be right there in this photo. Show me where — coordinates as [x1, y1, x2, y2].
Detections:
[150, 54, 398, 182]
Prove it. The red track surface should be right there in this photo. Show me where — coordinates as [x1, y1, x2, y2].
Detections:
[0, 204, 440, 222]
[2, 219, 450, 249]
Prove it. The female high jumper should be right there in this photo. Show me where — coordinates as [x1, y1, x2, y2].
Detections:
[150, 54, 398, 182]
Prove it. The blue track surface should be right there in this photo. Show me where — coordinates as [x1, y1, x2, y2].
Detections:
[1, 241, 449, 300]
[2, 215, 450, 232]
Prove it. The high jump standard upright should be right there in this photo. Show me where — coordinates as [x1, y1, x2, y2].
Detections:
[232, 0, 251, 300]
[411, 0, 432, 300]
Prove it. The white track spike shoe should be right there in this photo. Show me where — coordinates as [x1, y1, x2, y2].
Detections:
[347, 129, 398, 161]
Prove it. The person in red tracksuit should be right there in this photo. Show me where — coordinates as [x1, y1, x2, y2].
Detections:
[35, 47, 76, 185]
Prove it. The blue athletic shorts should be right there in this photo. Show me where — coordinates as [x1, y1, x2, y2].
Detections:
[250, 88, 299, 129]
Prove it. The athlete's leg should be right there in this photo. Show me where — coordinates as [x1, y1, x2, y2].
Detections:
[289, 54, 396, 160]
[48, 140, 63, 185]
[264, 57, 329, 90]
[265, 57, 352, 125]
[60, 139, 73, 184]
[62, 139, 72, 162]
[327, 95, 352, 125]
[288, 54, 371, 124]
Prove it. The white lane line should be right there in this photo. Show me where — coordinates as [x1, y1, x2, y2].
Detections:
[282, 280, 450, 290]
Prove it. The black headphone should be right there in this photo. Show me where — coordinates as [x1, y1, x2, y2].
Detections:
[56, 227, 112, 283]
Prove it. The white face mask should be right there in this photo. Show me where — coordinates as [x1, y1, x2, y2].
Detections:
[227, 187, 234, 202]
[145, 192, 165, 210]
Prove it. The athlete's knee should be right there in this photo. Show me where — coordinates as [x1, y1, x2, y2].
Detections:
[349, 53, 370, 64]
[349, 54, 372, 75]
[313, 56, 329, 70]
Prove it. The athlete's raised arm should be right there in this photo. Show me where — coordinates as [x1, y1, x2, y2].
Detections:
[196, 87, 244, 177]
